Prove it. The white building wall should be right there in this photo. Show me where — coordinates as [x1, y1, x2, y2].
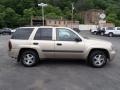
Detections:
[79, 24, 98, 30]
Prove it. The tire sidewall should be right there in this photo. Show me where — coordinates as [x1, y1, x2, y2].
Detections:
[20, 50, 39, 67]
[93, 31, 97, 35]
[109, 33, 113, 37]
[89, 51, 107, 68]
[101, 32, 104, 36]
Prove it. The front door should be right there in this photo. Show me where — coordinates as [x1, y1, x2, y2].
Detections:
[54, 28, 85, 59]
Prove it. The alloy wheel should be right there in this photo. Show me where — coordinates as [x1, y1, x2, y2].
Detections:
[92, 54, 105, 67]
[23, 54, 35, 66]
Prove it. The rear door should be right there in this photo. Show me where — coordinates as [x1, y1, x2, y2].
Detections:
[54, 28, 85, 59]
[106, 27, 115, 34]
[34, 28, 54, 58]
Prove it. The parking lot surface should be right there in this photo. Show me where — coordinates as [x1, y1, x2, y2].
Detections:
[0, 31, 120, 90]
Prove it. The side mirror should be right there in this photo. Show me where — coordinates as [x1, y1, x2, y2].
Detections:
[74, 38, 81, 42]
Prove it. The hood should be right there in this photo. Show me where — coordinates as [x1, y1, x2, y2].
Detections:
[84, 38, 112, 48]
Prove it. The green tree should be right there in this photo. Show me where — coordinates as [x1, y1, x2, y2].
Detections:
[0, 5, 5, 28]
[106, 13, 118, 26]
[23, 8, 36, 25]
[0, 0, 120, 27]
[0, 12, 5, 28]
[45, 5, 62, 16]
[4, 8, 20, 28]
[46, 13, 61, 19]
[93, 0, 107, 10]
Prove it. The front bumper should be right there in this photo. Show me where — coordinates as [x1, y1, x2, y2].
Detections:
[109, 50, 116, 61]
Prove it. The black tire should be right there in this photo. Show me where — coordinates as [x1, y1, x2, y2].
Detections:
[100, 32, 104, 36]
[93, 31, 97, 35]
[88, 50, 107, 68]
[9, 32, 12, 35]
[108, 32, 113, 37]
[1, 32, 4, 35]
[20, 50, 39, 67]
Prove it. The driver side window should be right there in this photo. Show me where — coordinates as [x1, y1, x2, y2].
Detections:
[56, 28, 80, 41]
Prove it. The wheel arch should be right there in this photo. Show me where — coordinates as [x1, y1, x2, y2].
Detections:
[108, 32, 114, 35]
[87, 48, 110, 60]
[17, 48, 40, 62]
[109, 32, 113, 34]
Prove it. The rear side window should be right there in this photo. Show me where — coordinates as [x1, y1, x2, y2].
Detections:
[107, 27, 115, 30]
[117, 28, 120, 30]
[11, 28, 33, 40]
[34, 28, 52, 40]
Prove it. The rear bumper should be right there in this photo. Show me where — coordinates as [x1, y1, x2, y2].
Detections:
[8, 49, 19, 59]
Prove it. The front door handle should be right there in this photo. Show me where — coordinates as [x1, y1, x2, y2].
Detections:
[56, 43, 62, 46]
[33, 42, 39, 45]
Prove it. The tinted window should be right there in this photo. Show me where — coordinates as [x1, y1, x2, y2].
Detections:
[117, 28, 120, 30]
[11, 28, 33, 40]
[34, 28, 52, 40]
[107, 27, 115, 30]
[56, 28, 80, 41]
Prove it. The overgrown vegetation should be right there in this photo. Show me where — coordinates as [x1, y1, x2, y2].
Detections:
[0, 0, 120, 28]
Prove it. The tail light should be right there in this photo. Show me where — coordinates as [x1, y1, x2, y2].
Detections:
[8, 41, 12, 51]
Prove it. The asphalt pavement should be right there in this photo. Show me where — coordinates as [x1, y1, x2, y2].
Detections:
[0, 31, 120, 90]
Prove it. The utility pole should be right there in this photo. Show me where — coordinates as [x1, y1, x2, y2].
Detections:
[41, 5, 44, 26]
[38, 3, 48, 26]
[72, 3, 74, 22]
[71, 3, 74, 29]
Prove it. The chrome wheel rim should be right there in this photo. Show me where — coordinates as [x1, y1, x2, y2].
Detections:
[93, 54, 105, 66]
[109, 33, 112, 37]
[23, 54, 35, 65]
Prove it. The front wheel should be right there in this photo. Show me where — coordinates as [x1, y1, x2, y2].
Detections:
[100, 32, 104, 36]
[88, 50, 107, 68]
[20, 50, 39, 67]
[108, 33, 113, 37]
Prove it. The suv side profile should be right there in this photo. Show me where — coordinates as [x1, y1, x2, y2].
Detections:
[8, 26, 116, 68]
[104, 27, 120, 37]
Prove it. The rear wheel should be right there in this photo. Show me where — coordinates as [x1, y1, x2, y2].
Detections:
[93, 31, 97, 35]
[88, 50, 107, 68]
[20, 50, 39, 67]
[108, 32, 113, 37]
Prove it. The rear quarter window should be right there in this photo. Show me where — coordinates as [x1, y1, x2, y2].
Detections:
[11, 28, 34, 40]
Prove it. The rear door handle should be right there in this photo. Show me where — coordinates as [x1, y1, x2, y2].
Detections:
[33, 42, 39, 45]
[57, 43, 62, 46]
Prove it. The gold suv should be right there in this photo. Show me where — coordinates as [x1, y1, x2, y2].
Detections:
[8, 26, 116, 68]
